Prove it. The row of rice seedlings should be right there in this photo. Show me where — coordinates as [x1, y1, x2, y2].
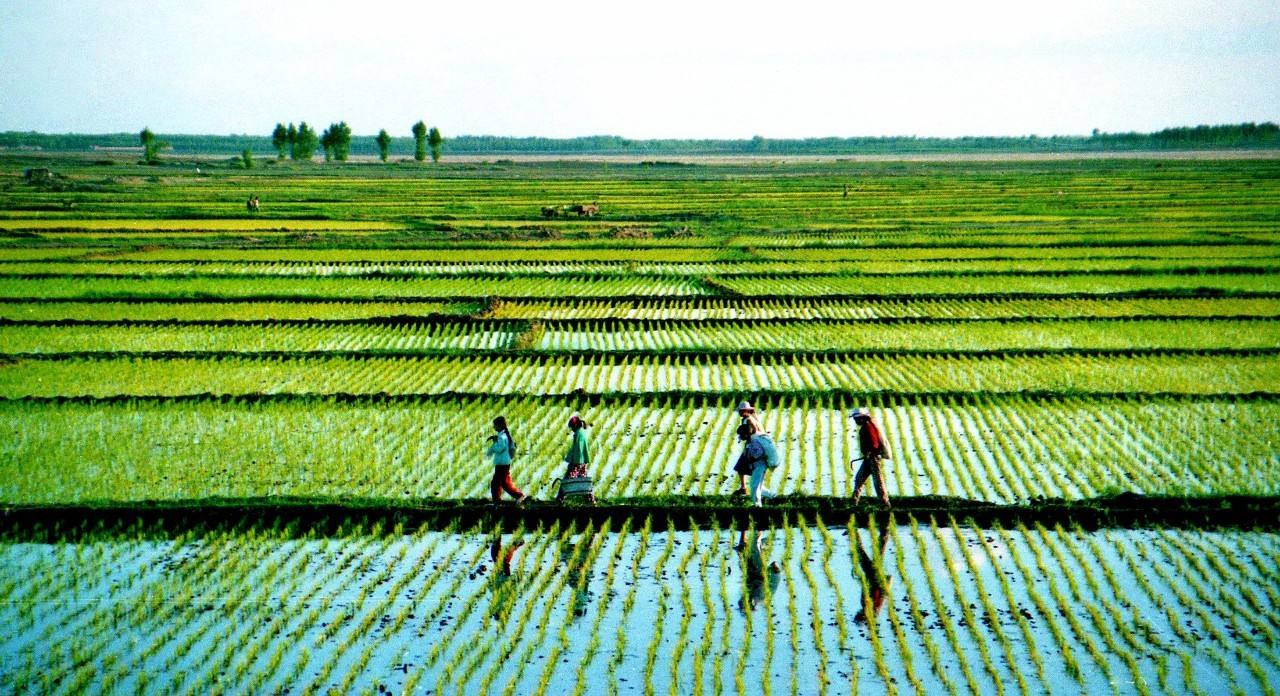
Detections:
[966, 519, 1050, 689]
[793, 518, 832, 695]
[1146, 529, 1280, 693]
[484, 296, 1280, 322]
[14, 254, 1277, 278]
[1197, 532, 1280, 636]
[1035, 522, 1153, 695]
[663, 520, 704, 696]
[397, 521, 527, 694]
[432, 521, 549, 695]
[529, 318, 1280, 353]
[8, 352, 1276, 402]
[0, 300, 465, 322]
[891, 516, 957, 693]
[0, 320, 519, 355]
[529, 520, 615, 695]
[927, 517, 1006, 693]
[713, 272, 1280, 297]
[428, 522, 568, 692]
[0, 274, 709, 300]
[640, 523, 680, 696]
[570, 516, 634, 696]
[605, 516, 653, 696]
[102, 242, 1278, 265]
[495, 522, 587, 696]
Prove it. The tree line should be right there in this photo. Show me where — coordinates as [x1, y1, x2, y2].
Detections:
[269, 121, 443, 162]
[4, 123, 1275, 157]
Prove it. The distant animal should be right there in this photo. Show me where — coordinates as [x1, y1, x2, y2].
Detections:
[572, 203, 600, 217]
[541, 205, 561, 218]
[246, 196, 260, 212]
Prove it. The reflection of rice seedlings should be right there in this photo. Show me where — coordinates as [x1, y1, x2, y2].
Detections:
[1206, 533, 1280, 637]
[929, 515, 1003, 694]
[1043, 522, 1150, 695]
[668, 520, 701, 696]
[816, 516, 857, 691]
[1145, 529, 1276, 692]
[533, 520, 612, 695]
[893, 516, 954, 693]
[874, 515, 924, 693]
[992, 521, 1083, 683]
[497, 522, 583, 696]
[607, 515, 652, 696]
[1174, 530, 1280, 650]
[572, 517, 633, 696]
[966, 517, 1045, 689]
[642, 521, 678, 696]
[1016, 521, 1113, 687]
[784, 513, 803, 696]
[797, 519, 830, 695]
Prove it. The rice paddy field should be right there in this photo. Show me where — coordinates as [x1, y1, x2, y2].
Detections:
[1, 153, 1279, 695]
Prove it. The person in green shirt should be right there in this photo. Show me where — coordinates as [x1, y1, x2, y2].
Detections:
[562, 413, 591, 478]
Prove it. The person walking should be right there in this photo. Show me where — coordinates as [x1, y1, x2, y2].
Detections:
[556, 413, 595, 502]
[487, 416, 528, 506]
[851, 407, 891, 507]
[732, 400, 765, 496]
[737, 423, 778, 508]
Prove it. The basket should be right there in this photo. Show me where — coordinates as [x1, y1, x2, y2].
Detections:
[557, 476, 596, 502]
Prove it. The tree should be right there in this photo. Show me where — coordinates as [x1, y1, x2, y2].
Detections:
[292, 122, 318, 161]
[286, 123, 298, 158]
[138, 127, 168, 164]
[271, 123, 289, 159]
[412, 120, 428, 161]
[427, 127, 444, 163]
[331, 121, 352, 161]
[375, 129, 392, 162]
[241, 147, 254, 169]
[320, 125, 335, 162]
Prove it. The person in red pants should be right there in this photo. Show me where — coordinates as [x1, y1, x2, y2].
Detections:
[487, 416, 528, 506]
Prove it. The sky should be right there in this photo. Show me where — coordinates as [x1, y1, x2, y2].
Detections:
[1, 0, 1278, 139]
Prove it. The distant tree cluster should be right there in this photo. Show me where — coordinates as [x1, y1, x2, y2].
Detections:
[271, 122, 319, 161]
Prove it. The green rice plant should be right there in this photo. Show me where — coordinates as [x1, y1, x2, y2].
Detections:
[928, 515, 1004, 694]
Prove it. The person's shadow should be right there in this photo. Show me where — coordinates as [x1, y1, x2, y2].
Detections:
[736, 527, 782, 612]
[853, 530, 893, 624]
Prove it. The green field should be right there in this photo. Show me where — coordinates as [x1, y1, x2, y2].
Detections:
[1, 153, 1278, 695]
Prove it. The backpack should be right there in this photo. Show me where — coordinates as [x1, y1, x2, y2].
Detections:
[754, 434, 781, 469]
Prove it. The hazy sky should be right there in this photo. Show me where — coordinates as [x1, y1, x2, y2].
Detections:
[2, 0, 1277, 138]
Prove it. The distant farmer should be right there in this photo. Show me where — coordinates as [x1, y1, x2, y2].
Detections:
[842, 184, 849, 198]
[850, 407, 891, 507]
[487, 416, 527, 506]
[737, 423, 779, 508]
[732, 400, 765, 496]
[556, 413, 595, 503]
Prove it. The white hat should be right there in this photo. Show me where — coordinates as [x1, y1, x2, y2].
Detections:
[851, 407, 871, 419]
[736, 400, 755, 413]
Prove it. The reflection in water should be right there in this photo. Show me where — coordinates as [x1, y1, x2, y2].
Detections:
[488, 537, 523, 623]
[737, 528, 782, 612]
[559, 543, 590, 618]
[854, 529, 893, 625]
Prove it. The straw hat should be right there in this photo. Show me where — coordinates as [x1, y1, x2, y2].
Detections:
[736, 400, 756, 413]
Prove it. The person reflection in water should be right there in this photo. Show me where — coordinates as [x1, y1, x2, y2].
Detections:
[736, 527, 781, 612]
[559, 543, 591, 618]
[854, 530, 893, 624]
[488, 536, 524, 623]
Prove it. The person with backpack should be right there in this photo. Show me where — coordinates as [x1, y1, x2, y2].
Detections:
[737, 423, 779, 507]
[851, 407, 891, 508]
[732, 400, 766, 497]
[487, 416, 528, 506]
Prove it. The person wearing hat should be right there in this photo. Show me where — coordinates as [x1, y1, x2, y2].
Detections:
[851, 407, 891, 507]
[732, 400, 765, 496]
